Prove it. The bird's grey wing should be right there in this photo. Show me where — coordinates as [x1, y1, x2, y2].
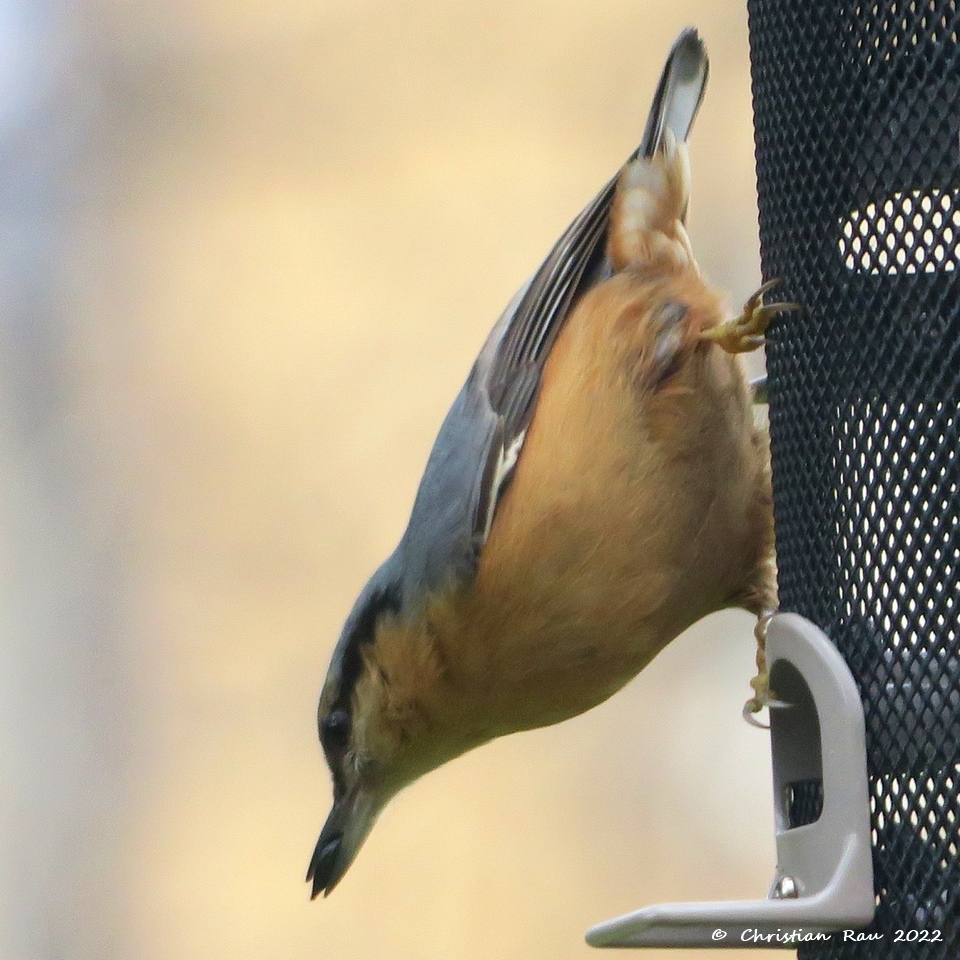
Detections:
[487, 28, 708, 438]
[397, 28, 708, 607]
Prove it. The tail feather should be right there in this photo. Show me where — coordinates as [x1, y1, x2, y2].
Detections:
[609, 29, 708, 273]
[639, 27, 710, 158]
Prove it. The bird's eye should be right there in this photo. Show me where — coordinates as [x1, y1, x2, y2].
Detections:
[321, 709, 351, 752]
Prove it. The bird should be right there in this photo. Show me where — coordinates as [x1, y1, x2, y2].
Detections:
[307, 27, 793, 899]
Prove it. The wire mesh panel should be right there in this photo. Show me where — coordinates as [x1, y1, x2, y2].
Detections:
[747, 1, 960, 956]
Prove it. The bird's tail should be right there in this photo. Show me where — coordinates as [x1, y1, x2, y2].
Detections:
[637, 27, 709, 159]
[608, 28, 708, 272]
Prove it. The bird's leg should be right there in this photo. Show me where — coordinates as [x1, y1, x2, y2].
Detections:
[700, 279, 799, 355]
[743, 611, 778, 727]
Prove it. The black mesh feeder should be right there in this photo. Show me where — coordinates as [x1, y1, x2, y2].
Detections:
[588, 4, 960, 954]
[750, 1, 960, 957]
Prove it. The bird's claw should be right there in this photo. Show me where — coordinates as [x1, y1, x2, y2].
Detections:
[743, 611, 780, 727]
[700, 278, 800, 355]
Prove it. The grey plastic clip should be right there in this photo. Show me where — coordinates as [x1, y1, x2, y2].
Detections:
[586, 613, 875, 949]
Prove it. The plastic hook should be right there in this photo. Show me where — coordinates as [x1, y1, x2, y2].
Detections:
[585, 613, 875, 949]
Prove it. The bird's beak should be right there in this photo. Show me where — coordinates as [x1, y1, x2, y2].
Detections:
[306, 782, 384, 898]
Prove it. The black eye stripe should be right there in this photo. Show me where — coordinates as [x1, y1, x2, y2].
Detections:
[321, 709, 351, 749]
[319, 581, 402, 784]
[334, 583, 402, 706]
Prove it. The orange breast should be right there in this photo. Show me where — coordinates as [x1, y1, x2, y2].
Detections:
[442, 266, 772, 730]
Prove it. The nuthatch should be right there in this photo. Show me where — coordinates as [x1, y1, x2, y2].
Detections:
[308, 28, 792, 897]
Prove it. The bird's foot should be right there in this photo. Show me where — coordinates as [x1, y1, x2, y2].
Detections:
[701, 279, 799, 355]
[743, 611, 783, 728]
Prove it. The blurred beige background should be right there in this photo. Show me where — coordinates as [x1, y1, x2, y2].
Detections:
[1, 2, 778, 959]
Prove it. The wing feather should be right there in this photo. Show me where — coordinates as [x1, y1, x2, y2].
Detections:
[395, 29, 709, 605]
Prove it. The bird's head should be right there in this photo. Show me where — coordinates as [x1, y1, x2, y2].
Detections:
[307, 573, 480, 897]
